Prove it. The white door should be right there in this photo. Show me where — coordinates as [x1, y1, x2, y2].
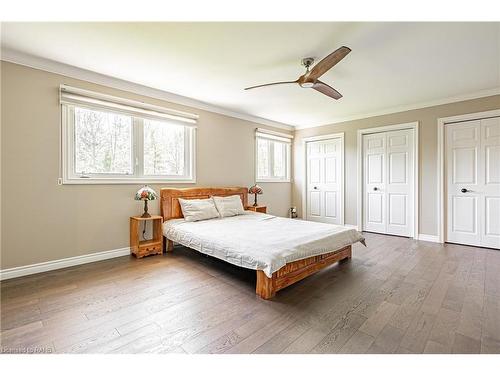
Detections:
[362, 129, 414, 237]
[306, 138, 343, 224]
[446, 118, 500, 249]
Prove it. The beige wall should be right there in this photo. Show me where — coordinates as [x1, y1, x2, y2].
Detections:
[293, 95, 500, 236]
[0, 61, 292, 269]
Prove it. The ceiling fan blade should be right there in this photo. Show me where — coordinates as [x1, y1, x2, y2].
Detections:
[244, 81, 297, 90]
[306, 46, 351, 80]
[312, 81, 343, 100]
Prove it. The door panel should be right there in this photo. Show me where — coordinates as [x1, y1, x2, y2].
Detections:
[309, 191, 321, 217]
[306, 138, 343, 224]
[324, 157, 337, 183]
[367, 192, 384, 224]
[389, 194, 407, 226]
[485, 197, 500, 236]
[389, 152, 407, 184]
[367, 154, 383, 183]
[309, 158, 321, 183]
[325, 191, 338, 219]
[452, 147, 477, 184]
[485, 146, 500, 184]
[451, 196, 477, 233]
[446, 117, 500, 249]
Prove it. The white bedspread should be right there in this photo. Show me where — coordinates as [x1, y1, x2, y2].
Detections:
[163, 212, 365, 277]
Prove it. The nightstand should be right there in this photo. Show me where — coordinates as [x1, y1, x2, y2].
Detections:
[130, 215, 163, 258]
[246, 205, 267, 214]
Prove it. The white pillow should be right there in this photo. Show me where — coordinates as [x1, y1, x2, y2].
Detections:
[212, 195, 245, 217]
[178, 198, 220, 222]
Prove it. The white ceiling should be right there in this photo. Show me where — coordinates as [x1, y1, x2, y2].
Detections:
[2, 22, 499, 128]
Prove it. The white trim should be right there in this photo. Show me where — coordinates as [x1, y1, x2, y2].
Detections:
[301, 132, 345, 226]
[357, 122, 419, 239]
[0, 247, 131, 281]
[295, 87, 500, 129]
[417, 234, 441, 243]
[344, 224, 360, 230]
[1, 48, 293, 131]
[436, 109, 500, 244]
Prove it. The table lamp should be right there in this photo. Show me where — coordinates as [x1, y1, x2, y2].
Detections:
[134, 185, 158, 218]
[248, 184, 263, 207]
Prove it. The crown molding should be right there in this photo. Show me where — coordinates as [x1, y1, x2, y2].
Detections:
[1, 48, 294, 131]
[295, 87, 500, 129]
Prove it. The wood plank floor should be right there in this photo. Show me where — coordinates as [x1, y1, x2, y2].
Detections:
[1, 232, 500, 354]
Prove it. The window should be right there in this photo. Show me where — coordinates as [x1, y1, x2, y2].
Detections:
[255, 129, 292, 182]
[61, 85, 197, 184]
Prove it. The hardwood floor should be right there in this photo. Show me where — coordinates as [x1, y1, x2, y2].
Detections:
[1, 232, 500, 354]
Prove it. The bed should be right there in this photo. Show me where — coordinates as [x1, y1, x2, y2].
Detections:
[160, 187, 365, 299]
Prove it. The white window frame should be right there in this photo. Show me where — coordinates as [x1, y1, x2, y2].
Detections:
[255, 128, 292, 183]
[60, 86, 197, 184]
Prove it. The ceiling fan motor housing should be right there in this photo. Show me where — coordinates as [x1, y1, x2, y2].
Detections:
[301, 57, 315, 69]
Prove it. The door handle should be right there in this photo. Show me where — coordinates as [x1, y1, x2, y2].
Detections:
[373, 187, 379, 191]
[313, 186, 319, 190]
[461, 188, 469, 193]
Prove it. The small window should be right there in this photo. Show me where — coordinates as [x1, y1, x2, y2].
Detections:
[61, 85, 197, 184]
[255, 130, 291, 182]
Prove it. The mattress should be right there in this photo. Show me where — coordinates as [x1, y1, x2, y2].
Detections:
[163, 212, 364, 278]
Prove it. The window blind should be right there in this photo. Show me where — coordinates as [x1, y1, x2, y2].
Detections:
[255, 128, 293, 143]
[60, 85, 198, 126]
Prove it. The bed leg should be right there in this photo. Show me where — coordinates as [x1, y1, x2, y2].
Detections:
[256, 271, 276, 299]
[165, 239, 174, 252]
[339, 246, 352, 262]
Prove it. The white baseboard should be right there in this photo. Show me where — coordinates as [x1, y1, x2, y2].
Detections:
[0, 247, 131, 281]
[344, 224, 361, 231]
[417, 234, 441, 243]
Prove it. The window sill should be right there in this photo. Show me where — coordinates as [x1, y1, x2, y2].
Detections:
[256, 179, 291, 183]
[61, 177, 196, 185]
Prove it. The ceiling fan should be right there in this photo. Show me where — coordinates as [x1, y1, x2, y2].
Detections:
[244, 46, 351, 100]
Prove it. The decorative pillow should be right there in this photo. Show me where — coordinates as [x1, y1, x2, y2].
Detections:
[178, 198, 220, 222]
[212, 195, 245, 217]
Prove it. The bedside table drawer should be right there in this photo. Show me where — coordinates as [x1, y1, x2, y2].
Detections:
[135, 243, 162, 258]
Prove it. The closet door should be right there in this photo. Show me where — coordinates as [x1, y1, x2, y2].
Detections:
[363, 129, 414, 236]
[363, 133, 387, 233]
[481, 118, 500, 249]
[306, 138, 342, 224]
[386, 129, 414, 236]
[446, 118, 500, 249]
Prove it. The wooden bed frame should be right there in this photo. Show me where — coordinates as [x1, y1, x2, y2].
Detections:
[160, 187, 352, 299]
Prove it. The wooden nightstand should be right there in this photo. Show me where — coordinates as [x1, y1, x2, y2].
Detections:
[246, 205, 267, 213]
[130, 215, 163, 258]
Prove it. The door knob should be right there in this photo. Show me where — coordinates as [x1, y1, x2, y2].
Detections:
[373, 187, 379, 191]
[313, 186, 319, 190]
[461, 188, 469, 193]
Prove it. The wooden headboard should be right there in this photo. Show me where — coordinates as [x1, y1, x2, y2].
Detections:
[160, 187, 248, 221]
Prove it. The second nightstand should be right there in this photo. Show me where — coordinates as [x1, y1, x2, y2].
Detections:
[246, 205, 267, 214]
[130, 215, 163, 258]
